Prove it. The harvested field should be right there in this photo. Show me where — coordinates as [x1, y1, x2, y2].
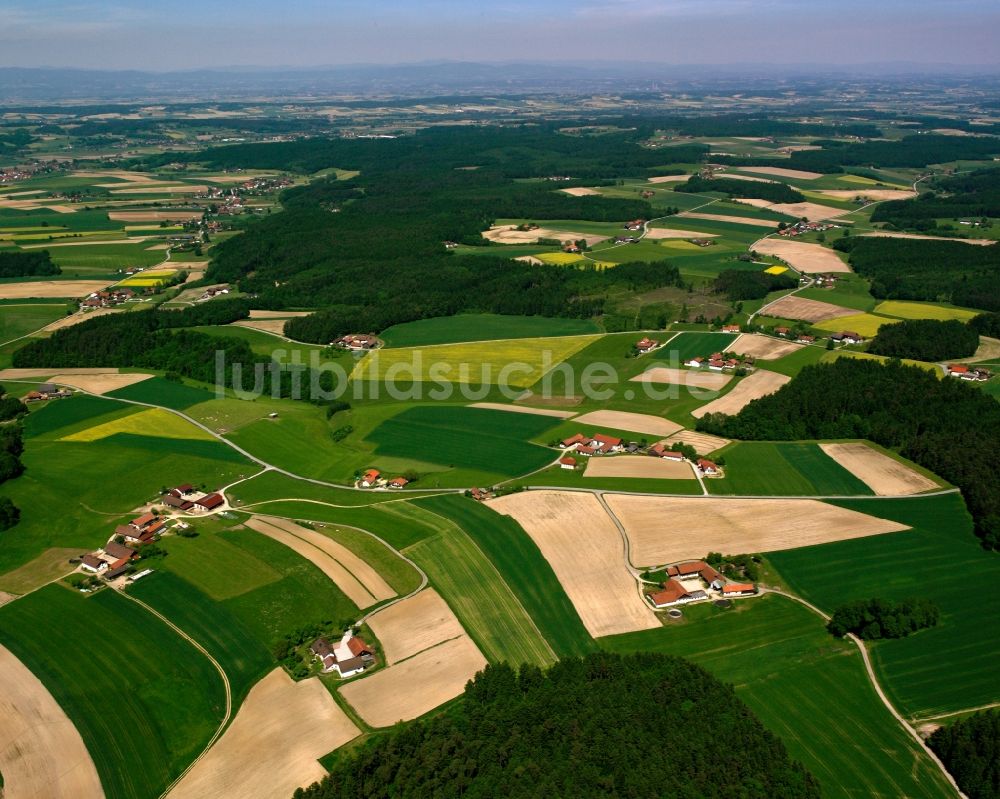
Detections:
[167, 669, 358, 799]
[860, 231, 995, 246]
[629, 367, 732, 390]
[366, 588, 465, 665]
[818, 444, 939, 496]
[732, 198, 775, 209]
[73, 169, 161, 183]
[243, 517, 384, 608]
[738, 166, 824, 180]
[719, 174, 778, 183]
[40, 309, 118, 333]
[585, 456, 695, 480]
[232, 319, 287, 336]
[0, 643, 103, 799]
[339, 635, 487, 728]
[469, 402, 575, 418]
[21, 238, 150, 248]
[559, 187, 599, 196]
[752, 239, 851, 273]
[678, 212, 778, 228]
[762, 294, 857, 323]
[482, 225, 606, 247]
[145, 243, 170, 250]
[647, 175, 690, 183]
[488, 490, 659, 637]
[691, 369, 790, 418]
[248, 310, 312, 319]
[728, 333, 805, 360]
[514, 255, 545, 265]
[662, 430, 731, 454]
[0, 280, 110, 299]
[768, 202, 845, 221]
[818, 189, 916, 201]
[0, 367, 121, 379]
[603, 495, 910, 566]
[49, 372, 152, 394]
[111, 185, 209, 194]
[572, 410, 683, 437]
[644, 228, 719, 240]
[108, 211, 204, 222]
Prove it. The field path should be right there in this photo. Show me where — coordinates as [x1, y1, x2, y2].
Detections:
[765, 588, 967, 799]
[117, 589, 233, 799]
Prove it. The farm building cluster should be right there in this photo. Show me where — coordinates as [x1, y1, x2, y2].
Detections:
[684, 351, 755, 373]
[647, 560, 758, 609]
[358, 469, 409, 489]
[948, 364, 992, 381]
[772, 327, 817, 344]
[80, 287, 138, 309]
[335, 334, 381, 351]
[559, 433, 719, 475]
[309, 631, 376, 678]
[776, 220, 840, 238]
[23, 383, 72, 403]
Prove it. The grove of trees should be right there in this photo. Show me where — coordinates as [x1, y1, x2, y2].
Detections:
[867, 319, 981, 362]
[827, 597, 940, 640]
[928, 710, 1000, 799]
[0, 250, 60, 278]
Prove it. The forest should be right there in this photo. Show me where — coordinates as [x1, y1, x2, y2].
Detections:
[826, 597, 939, 640]
[871, 167, 1000, 230]
[0, 250, 60, 278]
[867, 318, 980, 361]
[928, 710, 1000, 799]
[696, 358, 1000, 549]
[0, 424, 24, 529]
[969, 311, 1000, 338]
[294, 653, 819, 799]
[832, 237, 1000, 311]
[676, 175, 805, 204]
[713, 268, 797, 301]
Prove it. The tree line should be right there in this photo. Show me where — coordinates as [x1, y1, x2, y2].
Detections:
[713, 268, 797, 301]
[827, 597, 939, 640]
[0, 424, 24, 531]
[676, 175, 805, 204]
[868, 318, 981, 362]
[928, 710, 1000, 799]
[696, 358, 1000, 549]
[293, 653, 819, 799]
[871, 167, 1000, 230]
[0, 250, 60, 278]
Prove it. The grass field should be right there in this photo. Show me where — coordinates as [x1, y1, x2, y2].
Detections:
[0, 585, 225, 799]
[318, 524, 423, 596]
[42, 243, 165, 271]
[872, 300, 979, 322]
[379, 314, 601, 347]
[128, 570, 274, 707]
[602, 594, 954, 798]
[416, 495, 596, 657]
[106, 376, 218, 409]
[769, 493, 1000, 720]
[398, 502, 556, 667]
[228, 469, 437, 511]
[0, 303, 66, 342]
[60, 406, 215, 442]
[821, 349, 941, 375]
[157, 527, 283, 600]
[509, 462, 703, 495]
[367, 405, 558, 480]
[796, 275, 877, 313]
[354, 334, 601, 387]
[708, 442, 875, 496]
[665, 331, 740, 362]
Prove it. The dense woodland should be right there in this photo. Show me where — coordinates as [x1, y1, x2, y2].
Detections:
[832, 237, 1000, 311]
[868, 319, 980, 361]
[697, 359, 1000, 549]
[0, 425, 24, 529]
[0, 251, 60, 278]
[872, 167, 1000, 230]
[970, 311, 1000, 338]
[714, 268, 797, 301]
[827, 597, 940, 640]
[677, 175, 805, 204]
[295, 654, 819, 799]
[928, 710, 1000, 799]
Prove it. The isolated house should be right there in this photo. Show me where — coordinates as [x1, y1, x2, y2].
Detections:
[388, 477, 409, 489]
[360, 469, 381, 488]
[697, 459, 719, 475]
[721, 324, 740, 333]
[635, 337, 660, 354]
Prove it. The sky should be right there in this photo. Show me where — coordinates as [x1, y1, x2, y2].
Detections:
[0, 0, 998, 71]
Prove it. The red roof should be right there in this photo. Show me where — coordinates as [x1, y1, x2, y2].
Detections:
[388, 477, 409, 487]
[561, 433, 586, 447]
[559, 456, 577, 466]
[722, 583, 756, 594]
[949, 365, 969, 373]
[361, 469, 380, 483]
[663, 450, 685, 460]
[592, 433, 622, 447]
[699, 565, 724, 583]
[347, 637, 372, 657]
[650, 579, 689, 606]
[131, 512, 157, 528]
[195, 493, 224, 510]
[697, 458, 718, 471]
[576, 445, 597, 456]
[677, 561, 708, 576]
[636, 338, 658, 349]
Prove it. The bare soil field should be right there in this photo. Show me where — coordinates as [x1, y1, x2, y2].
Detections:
[603, 495, 910, 566]
[572, 410, 683, 437]
[860, 231, 995, 246]
[482, 225, 606, 247]
[366, 588, 466, 665]
[108, 211, 204, 222]
[74, 170, 162, 183]
[0, 367, 122, 379]
[731, 198, 775, 209]
[584, 456, 695, 480]
[719, 174, 778, 184]
[339, 635, 487, 728]
[168, 669, 358, 799]
[39, 310, 121, 335]
[644, 228, 719, 240]
[691, 369, 790, 418]
[662, 430, 731, 454]
[767, 202, 845, 221]
[0, 280, 110, 299]
[819, 443, 939, 496]
[559, 187, 600, 196]
[469, 402, 575, 418]
[232, 319, 288, 336]
[244, 517, 381, 608]
[762, 294, 857, 322]
[752, 239, 851, 273]
[629, 367, 732, 390]
[248, 310, 312, 319]
[110, 185, 209, 194]
[0, 643, 103, 799]
[647, 175, 690, 183]
[678, 211, 778, 228]
[252, 516, 395, 602]
[818, 189, 916, 201]
[728, 333, 805, 360]
[738, 166, 824, 180]
[488, 490, 660, 637]
[49, 372, 153, 394]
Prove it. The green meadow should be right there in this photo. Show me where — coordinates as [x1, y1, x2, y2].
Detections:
[708, 442, 874, 496]
[380, 314, 601, 347]
[42, 242, 165, 271]
[0, 303, 66, 342]
[0, 586, 225, 799]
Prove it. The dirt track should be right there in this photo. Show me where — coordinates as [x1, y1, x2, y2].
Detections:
[691, 369, 790, 418]
[819, 444, 939, 496]
[678, 211, 777, 228]
[0, 643, 103, 799]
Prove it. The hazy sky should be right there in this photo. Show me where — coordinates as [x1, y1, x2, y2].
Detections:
[1, 0, 998, 70]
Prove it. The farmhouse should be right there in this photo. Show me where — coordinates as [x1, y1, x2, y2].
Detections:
[162, 494, 194, 510]
[560, 433, 587, 450]
[721, 324, 741, 333]
[624, 219, 646, 231]
[774, 326, 790, 337]
[336, 334, 380, 351]
[80, 553, 108, 573]
[722, 583, 759, 597]
[360, 469, 382, 488]
[830, 331, 864, 345]
[635, 337, 660, 354]
[648, 579, 706, 608]
[592, 433, 623, 453]
[560, 432, 626, 455]
[193, 493, 224, 511]
[697, 458, 720, 475]
[796, 334, 816, 344]
[387, 477, 409, 489]
[684, 357, 704, 368]
[310, 632, 375, 678]
[470, 487, 494, 502]
[103, 542, 136, 563]
[948, 364, 991, 381]
[559, 456, 577, 470]
[648, 443, 686, 461]
[131, 512, 158, 529]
